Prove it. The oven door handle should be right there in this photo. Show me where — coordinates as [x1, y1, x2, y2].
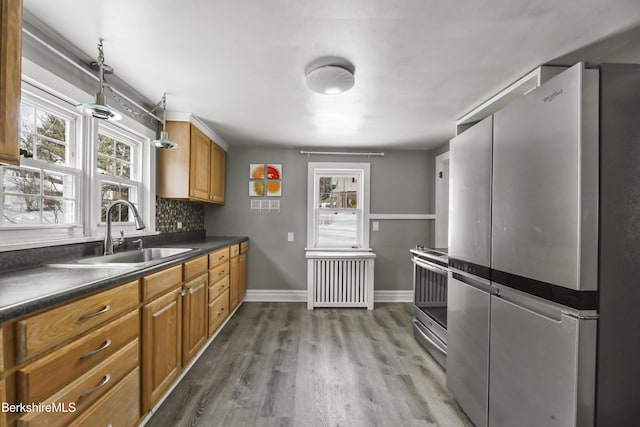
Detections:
[412, 257, 448, 274]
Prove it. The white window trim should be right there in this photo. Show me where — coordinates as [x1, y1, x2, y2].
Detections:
[306, 162, 371, 250]
[0, 58, 157, 250]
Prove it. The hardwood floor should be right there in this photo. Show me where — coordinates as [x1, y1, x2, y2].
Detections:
[146, 303, 472, 427]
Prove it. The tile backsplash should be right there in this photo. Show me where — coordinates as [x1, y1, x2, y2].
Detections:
[155, 196, 205, 233]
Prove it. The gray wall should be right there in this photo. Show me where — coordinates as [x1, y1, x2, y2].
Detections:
[204, 147, 439, 292]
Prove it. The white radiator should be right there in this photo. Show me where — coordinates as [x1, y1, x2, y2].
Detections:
[306, 251, 376, 310]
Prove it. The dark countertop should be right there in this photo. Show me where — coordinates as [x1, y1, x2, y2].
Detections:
[0, 236, 247, 323]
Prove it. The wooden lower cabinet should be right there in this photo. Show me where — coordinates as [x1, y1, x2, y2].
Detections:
[141, 287, 182, 413]
[16, 310, 139, 404]
[182, 273, 208, 366]
[17, 340, 138, 427]
[68, 367, 140, 427]
[0, 379, 6, 427]
[238, 253, 247, 301]
[229, 255, 240, 310]
[208, 289, 230, 336]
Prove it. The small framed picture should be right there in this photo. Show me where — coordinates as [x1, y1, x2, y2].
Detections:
[249, 181, 265, 197]
[250, 164, 265, 180]
[266, 181, 282, 197]
[267, 164, 282, 180]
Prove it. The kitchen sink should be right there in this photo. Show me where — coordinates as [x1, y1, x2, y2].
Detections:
[48, 247, 195, 268]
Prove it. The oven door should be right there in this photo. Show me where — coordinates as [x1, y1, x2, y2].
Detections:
[412, 256, 448, 341]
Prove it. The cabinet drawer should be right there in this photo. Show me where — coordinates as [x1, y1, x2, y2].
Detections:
[184, 255, 208, 281]
[240, 241, 249, 254]
[209, 261, 229, 283]
[68, 367, 140, 427]
[17, 339, 138, 427]
[15, 280, 139, 363]
[209, 276, 229, 303]
[208, 247, 230, 268]
[16, 310, 139, 404]
[208, 289, 229, 337]
[143, 264, 182, 300]
[230, 244, 240, 258]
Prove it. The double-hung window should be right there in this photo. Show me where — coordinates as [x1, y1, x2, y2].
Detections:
[1, 88, 82, 237]
[0, 75, 155, 248]
[307, 162, 370, 249]
[96, 124, 143, 225]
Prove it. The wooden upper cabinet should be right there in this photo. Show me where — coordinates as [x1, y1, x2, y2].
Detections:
[157, 121, 226, 204]
[189, 126, 211, 200]
[209, 142, 226, 204]
[0, 0, 22, 166]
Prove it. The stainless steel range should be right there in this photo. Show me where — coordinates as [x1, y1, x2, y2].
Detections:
[411, 246, 448, 367]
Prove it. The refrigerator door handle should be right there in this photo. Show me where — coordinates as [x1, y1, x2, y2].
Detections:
[494, 291, 563, 323]
[451, 271, 498, 295]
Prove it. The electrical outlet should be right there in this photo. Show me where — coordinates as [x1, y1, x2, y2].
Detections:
[372, 221, 379, 231]
[287, 232, 294, 242]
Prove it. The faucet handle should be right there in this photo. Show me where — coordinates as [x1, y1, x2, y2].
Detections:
[132, 239, 143, 250]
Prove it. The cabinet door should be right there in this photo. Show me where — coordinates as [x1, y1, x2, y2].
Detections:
[238, 253, 247, 301]
[0, 379, 6, 427]
[209, 142, 226, 203]
[0, 0, 22, 166]
[229, 256, 240, 310]
[141, 288, 182, 412]
[188, 126, 211, 200]
[182, 274, 208, 365]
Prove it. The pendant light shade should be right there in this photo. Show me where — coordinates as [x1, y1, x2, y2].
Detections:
[152, 94, 178, 149]
[77, 39, 122, 121]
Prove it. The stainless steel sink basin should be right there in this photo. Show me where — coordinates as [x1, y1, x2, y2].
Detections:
[48, 247, 195, 268]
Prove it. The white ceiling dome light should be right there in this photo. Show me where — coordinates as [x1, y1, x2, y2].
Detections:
[305, 58, 355, 95]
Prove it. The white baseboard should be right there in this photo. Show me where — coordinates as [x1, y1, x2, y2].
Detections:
[244, 289, 412, 303]
[244, 289, 307, 302]
[374, 290, 413, 302]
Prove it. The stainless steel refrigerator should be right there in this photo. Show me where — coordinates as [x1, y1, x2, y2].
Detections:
[447, 115, 494, 427]
[447, 62, 640, 426]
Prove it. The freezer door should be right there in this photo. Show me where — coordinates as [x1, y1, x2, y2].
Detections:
[492, 63, 598, 291]
[489, 289, 596, 427]
[446, 271, 492, 427]
[449, 115, 493, 267]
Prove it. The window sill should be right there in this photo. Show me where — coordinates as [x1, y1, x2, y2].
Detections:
[0, 230, 161, 252]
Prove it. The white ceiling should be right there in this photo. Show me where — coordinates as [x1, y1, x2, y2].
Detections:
[22, 0, 640, 150]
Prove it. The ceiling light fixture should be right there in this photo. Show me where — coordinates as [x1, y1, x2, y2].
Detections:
[305, 59, 355, 95]
[77, 38, 122, 121]
[152, 94, 178, 149]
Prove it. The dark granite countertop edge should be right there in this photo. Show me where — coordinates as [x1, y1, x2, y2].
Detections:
[0, 236, 248, 323]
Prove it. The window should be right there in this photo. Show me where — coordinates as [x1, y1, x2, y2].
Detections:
[96, 125, 142, 224]
[1, 90, 81, 228]
[0, 75, 156, 248]
[307, 162, 370, 249]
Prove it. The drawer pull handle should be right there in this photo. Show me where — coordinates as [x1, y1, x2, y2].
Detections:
[218, 271, 225, 276]
[79, 305, 111, 320]
[217, 308, 225, 316]
[218, 255, 225, 260]
[80, 339, 112, 359]
[218, 286, 224, 292]
[79, 373, 111, 398]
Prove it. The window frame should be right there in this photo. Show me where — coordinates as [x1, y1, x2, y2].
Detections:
[0, 66, 157, 250]
[307, 162, 371, 250]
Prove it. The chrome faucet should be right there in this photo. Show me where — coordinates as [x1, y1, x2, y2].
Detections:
[104, 200, 146, 255]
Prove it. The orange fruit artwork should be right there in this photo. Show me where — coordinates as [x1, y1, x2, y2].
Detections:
[267, 181, 281, 195]
[251, 165, 265, 179]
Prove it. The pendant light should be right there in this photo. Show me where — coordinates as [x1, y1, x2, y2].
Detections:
[77, 38, 122, 121]
[152, 94, 178, 149]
